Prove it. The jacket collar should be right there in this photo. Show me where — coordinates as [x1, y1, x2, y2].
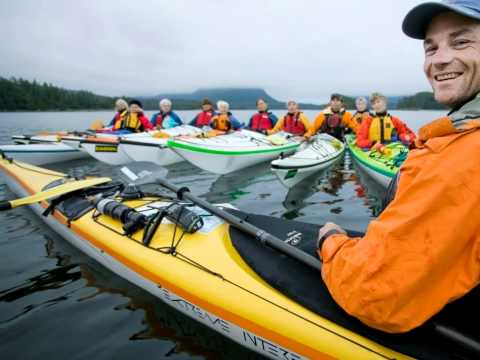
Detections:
[449, 92, 480, 127]
[415, 117, 480, 152]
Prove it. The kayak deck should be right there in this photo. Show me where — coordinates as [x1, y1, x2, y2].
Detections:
[345, 134, 408, 181]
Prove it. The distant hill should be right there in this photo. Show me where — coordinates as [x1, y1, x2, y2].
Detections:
[0, 76, 442, 111]
[396, 91, 446, 110]
[142, 87, 322, 110]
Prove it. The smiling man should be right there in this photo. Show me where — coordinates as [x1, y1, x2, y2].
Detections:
[316, 0, 480, 333]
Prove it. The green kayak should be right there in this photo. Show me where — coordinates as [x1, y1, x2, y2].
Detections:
[345, 134, 409, 188]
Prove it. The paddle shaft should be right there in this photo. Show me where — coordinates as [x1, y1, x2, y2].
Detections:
[156, 178, 321, 271]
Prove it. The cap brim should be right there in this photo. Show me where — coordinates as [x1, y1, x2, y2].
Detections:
[402, 2, 480, 40]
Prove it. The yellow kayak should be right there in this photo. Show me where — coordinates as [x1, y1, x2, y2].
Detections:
[0, 158, 474, 360]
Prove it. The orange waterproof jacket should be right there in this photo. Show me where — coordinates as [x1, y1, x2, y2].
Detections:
[356, 114, 416, 148]
[319, 116, 480, 333]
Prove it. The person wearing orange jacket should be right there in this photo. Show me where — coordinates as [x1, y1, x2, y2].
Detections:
[316, 0, 480, 334]
[356, 93, 416, 150]
[305, 94, 358, 140]
[268, 100, 311, 136]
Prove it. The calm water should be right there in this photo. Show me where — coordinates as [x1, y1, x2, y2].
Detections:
[0, 110, 444, 359]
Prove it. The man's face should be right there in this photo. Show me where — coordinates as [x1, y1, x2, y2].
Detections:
[287, 102, 298, 113]
[372, 98, 387, 114]
[356, 99, 367, 112]
[330, 99, 343, 112]
[129, 104, 141, 113]
[202, 104, 212, 112]
[424, 12, 480, 107]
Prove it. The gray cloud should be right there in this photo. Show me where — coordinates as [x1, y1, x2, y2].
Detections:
[0, 0, 430, 102]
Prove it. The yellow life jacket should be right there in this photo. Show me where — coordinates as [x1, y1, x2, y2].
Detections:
[113, 110, 128, 130]
[368, 115, 396, 143]
[116, 112, 142, 131]
[211, 114, 231, 131]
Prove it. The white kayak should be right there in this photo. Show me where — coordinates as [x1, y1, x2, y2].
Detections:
[0, 142, 88, 165]
[167, 130, 302, 174]
[79, 136, 135, 166]
[271, 134, 345, 188]
[120, 125, 204, 166]
[11, 134, 60, 145]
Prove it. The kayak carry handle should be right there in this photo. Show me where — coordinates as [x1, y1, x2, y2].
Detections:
[156, 177, 322, 272]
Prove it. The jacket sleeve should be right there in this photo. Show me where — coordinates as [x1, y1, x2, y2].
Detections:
[391, 116, 416, 144]
[247, 115, 254, 129]
[300, 113, 312, 135]
[108, 115, 116, 127]
[306, 113, 325, 137]
[270, 113, 279, 127]
[355, 116, 373, 148]
[267, 116, 285, 134]
[189, 114, 199, 126]
[150, 112, 158, 127]
[230, 115, 244, 130]
[342, 112, 358, 132]
[319, 151, 480, 333]
[141, 115, 154, 130]
[172, 112, 183, 125]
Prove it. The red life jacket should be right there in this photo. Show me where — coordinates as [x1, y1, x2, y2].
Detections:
[194, 111, 213, 127]
[155, 112, 167, 128]
[250, 112, 273, 131]
[320, 111, 344, 139]
[283, 113, 306, 135]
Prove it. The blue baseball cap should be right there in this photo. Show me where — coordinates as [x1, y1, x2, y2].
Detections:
[403, 0, 480, 39]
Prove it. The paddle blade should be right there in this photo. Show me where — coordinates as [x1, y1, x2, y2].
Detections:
[119, 162, 168, 186]
[7, 177, 111, 210]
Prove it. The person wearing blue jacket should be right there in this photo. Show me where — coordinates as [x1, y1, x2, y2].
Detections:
[150, 98, 183, 129]
[210, 100, 244, 131]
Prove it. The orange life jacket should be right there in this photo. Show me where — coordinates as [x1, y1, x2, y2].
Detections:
[211, 113, 232, 131]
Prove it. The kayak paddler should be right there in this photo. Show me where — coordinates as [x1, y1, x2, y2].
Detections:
[210, 100, 243, 132]
[189, 98, 215, 128]
[356, 92, 416, 150]
[112, 99, 153, 133]
[317, 0, 480, 334]
[151, 98, 183, 130]
[352, 96, 371, 127]
[108, 99, 129, 127]
[305, 94, 358, 141]
[268, 100, 311, 136]
[247, 98, 278, 134]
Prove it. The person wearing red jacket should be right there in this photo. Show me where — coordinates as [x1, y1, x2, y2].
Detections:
[356, 93, 416, 150]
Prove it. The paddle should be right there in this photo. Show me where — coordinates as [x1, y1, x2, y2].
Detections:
[0, 177, 112, 211]
[155, 176, 322, 271]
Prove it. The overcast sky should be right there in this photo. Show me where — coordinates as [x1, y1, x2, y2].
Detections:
[0, 0, 431, 103]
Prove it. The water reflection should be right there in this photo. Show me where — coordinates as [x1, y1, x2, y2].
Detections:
[206, 163, 272, 204]
[0, 232, 264, 359]
[351, 161, 387, 217]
